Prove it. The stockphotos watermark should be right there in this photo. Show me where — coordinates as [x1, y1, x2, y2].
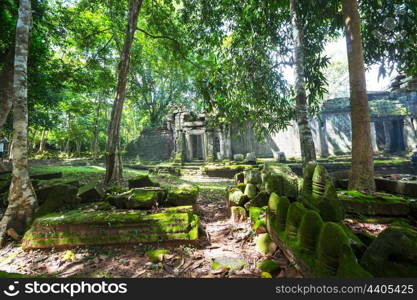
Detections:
[2, 280, 128, 297]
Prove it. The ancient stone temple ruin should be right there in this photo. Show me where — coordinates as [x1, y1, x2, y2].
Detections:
[127, 75, 417, 161]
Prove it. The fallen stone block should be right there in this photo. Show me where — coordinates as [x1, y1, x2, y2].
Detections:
[128, 174, 159, 189]
[166, 184, 199, 206]
[22, 206, 199, 250]
[108, 187, 167, 209]
[78, 183, 104, 203]
[34, 183, 79, 218]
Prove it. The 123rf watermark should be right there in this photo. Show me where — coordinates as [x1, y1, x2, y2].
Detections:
[276, 284, 415, 296]
[2, 281, 128, 297]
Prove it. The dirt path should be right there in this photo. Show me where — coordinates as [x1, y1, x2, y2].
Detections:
[0, 173, 300, 278]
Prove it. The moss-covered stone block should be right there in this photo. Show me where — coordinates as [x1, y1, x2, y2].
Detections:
[22, 206, 199, 249]
[268, 193, 289, 232]
[35, 184, 79, 218]
[108, 187, 166, 209]
[244, 169, 262, 184]
[128, 174, 159, 189]
[244, 183, 258, 199]
[234, 172, 245, 184]
[257, 259, 280, 273]
[256, 233, 277, 255]
[301, 164, 345, 222]
[316, 222, 370, 277]
[236, 183, 246, 193]
[230, 206, 247, 223]
[167, 184, 199, 206]
[249, 206, 266, 223]
[228, 188, 249, 207]
[78, 183, 104, 203]
[360, 225, 417, 277]
[250, 191, 269, 207]
[285, 202, 307, 240]
[297, 210, 323, 255]
[146, 249, 169, 263]
[338, 190, 411, 216]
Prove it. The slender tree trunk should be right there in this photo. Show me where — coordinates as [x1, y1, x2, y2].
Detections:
[0, 0, 37, 246]
[132, 105, 137, 140]
[105, 0, 143, 184]
[37, 128, 46, 153]
[290, 0, 316, 167]
[93, 96, 102, 160]
[342, 0, 375, 191]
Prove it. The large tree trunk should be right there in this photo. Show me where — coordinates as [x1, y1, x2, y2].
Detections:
[342, 0, 375, 191]
[290, 0, 316, 167]
[0, 0, 37, 246]
[105, 0, 143, 184]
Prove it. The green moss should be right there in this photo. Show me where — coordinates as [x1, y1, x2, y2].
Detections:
[297, 210, 323, 254]
[285, 202, 307, 240]
[211, 256, 246, 271]
[236, 183, 246, 192]
[228, 188, 249, 206]
[167, 184, 199, 206]
[261, 272, 272, 278]
[268, 193, 289, 232]
[251, 191, 269, 207]
[146, 249, 169, 263]
[257, 259, 280, 273]
[253, 219, 266, 232]
[256, 233, 277, 255]
[316, 222, 346, 276]
[244, 183, 258, 199]
[249, 206, 266, 223]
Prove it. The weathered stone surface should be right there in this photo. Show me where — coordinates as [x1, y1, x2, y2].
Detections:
[227, 188, 249, 207]
[78, 183, 104, 203]
[301, 163, 345, 222]
[244, 183, 258, 199]
[233, 154, 244, 161]
[244, 169, 261, 184]
[234, 172, 245, 184]
[250, 191, 269, 207]
[108, 187, 166, 209]
[166, 184, 199, 206]
[375, 178, 417, 197]
[338, 190, 411, 216]
[211, 256, 246, 271]
[128, 174, 159, 189]
[263, 172, 298, 200]
[256, 233, 277, 255]
[360, 226, 417, 277]
[22, 206, 199, 249]
[230, 206, 247, 223]
[245, 152, 256, 163]
[285, 202, 307, 240]
[34, 184, 79, 218]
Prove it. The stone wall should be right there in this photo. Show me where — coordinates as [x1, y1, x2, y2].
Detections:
[126, 127, 174, 161]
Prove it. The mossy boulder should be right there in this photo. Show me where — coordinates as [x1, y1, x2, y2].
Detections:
[228, 188, 249, 207]
[230, 206, 247, 223]
[338, 190, 411, 216]
[316, 222, 371, 277]
[167, 184, 199, 206]
[301, 163, 345, 222]
[257, 259, 280, 273]
[360, 225, 417, 277]
[249, 206, 266, 223]
[267, 193, 289, 232]
[256, 233, 277, 255]
[22, 206, 199, 249]
[264, 172, 298, 200]
[285, 202, 307, 240]
[297, 210, 323, 254]
[244, 183, 258, 199]
[78, 183, 104, 203]
[128, 174, 159, 189]
[35, 183, 80, 218]
[250, 191, 269, 207]
[108, 187, 166, 209]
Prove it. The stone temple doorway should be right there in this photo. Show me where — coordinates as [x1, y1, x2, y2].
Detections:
[191, 134, 204, 160]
